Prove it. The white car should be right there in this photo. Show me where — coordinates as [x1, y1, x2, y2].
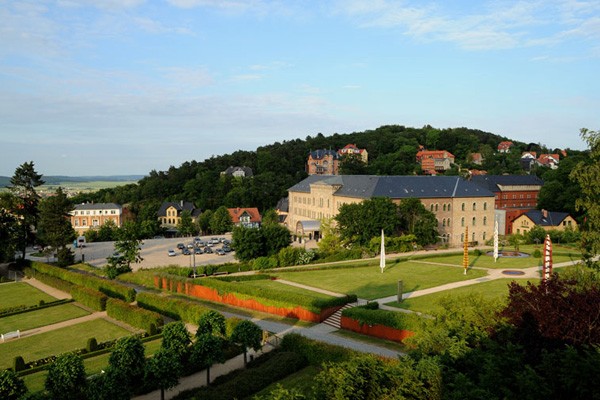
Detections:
[167, 249, 177, 257]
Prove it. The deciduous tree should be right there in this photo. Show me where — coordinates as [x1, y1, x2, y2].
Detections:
[230, 319, 262, 365]
[0, 369, 27, 400]
[145, 348, 182, 400]
[45, 352, 87, 400]
[37, 187, 76, 266]
[106, 335, 146, 393]
[210, 206, 233, 234]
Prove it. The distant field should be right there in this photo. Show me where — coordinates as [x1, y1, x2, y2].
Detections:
[0, 283, 57, 309]
[40, 180, 138, 193]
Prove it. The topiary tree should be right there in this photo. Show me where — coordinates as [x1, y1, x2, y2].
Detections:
[106, 335, 146, 393]
[145, 348, 182, 400]
[45, 352, 87, 400]
[0, 369, 27, 400]
[230, 319, 263, 365]
[161, 321, 192, 364]
[196, 310, 226, 337]
[190, 333, 225, 386]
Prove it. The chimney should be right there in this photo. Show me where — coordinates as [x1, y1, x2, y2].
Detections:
[542, 209, 548, 218]
[180, 200, 184, 207]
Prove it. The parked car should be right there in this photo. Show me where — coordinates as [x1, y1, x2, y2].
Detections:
[216, 249, 225, 256]
[167, 249, 177, 257]
[222, 245, 232, 253]
[203, 246, 213, 254]
[177, 243, 185, 250]
[194, 247, 203, 255]
[182, 248, 191, 255]
[187, 243, 194, 249]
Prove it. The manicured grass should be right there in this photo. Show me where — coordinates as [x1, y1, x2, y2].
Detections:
[252, 365, 320, 398]
[385, 278, 531, 314]
[0, 282, 56, 309]
[0, 304, 90, 333]
[22, 338, 164, 394]
[274, 262, 487, 300]
[240, 280, 335, 300]
[0, 319, 131, 369]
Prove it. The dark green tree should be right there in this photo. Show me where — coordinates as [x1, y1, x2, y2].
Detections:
[9, 161, 44, 259]
[37, 187, 76, 266]
[45, 352, 87, 400]
[230, 319, 262, 366]
[190, 333, 225, 386]
[162, 321, 192, 364]
[0, 193, 20, 262]
[261, 224, 291, 256]
[398, 198, 439, 245]
[571, 128, 600, 269]
[339, 153, 368, 175]
[261, 209, 280, 226]
[106, 335, 146, 394]
[232, 226, 265, 261]
[0, 369, 27, 400]
[145, 348, 182, 400]
[177, 209, 195, 237]
[336, 197, 400, 246]
[106, 221, 143, 278]
[97, 219, 118, 242]
[197, 209, 213, 235]
[197, 310, 226, 337]
[210, 206, 233, 234]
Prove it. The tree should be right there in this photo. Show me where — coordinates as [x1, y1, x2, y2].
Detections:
[571, 128, 600, 269]
[45, 352, 87, 400]
[398, 198, 439, 245]
[106, 335, 146, 394]
[177, 209, 195, 237]
[97, 219, 118, 242]
[162, 321, 192, 363]
[197, 310, 226, 337]
[145, 348, 182, 400]
[230, 319, 262, 366]
[0, 193, 20, 262]
[317, 217, 343, 255]
[336, 197, 400, 246]
[210, 206, 233, 234]
[190, 333, 225, 386]
[106, 221, 143, 278]
[339, 153, 368, 175]
[37, 187, 76, 266]
[9, 161, 44, 259]
[0, 369, 27, 400]
[261, 209, 280, 226]
[261, 224, 291, 256]
[197, 209, 213, 235]
[232, 226, 265, 261]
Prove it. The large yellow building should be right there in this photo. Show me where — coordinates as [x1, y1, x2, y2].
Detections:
[287, 175, 495, 247]
[70, 203, 122, 235]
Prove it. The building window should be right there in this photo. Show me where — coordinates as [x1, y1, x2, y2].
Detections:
[443, 204, 447, 212]
[483, 216, 487, 226]
[472, 232, 475, 242]
[462, 203, 465, 211]
[472, 202, 476, 211]
[448, 204, 451, 212]
[93, 219, 99, 227]
[461, 233, 464, 242]
[83, 219, 87, 226]
[472, 217, 476, 226]
[461, 217, 465, 227]
[74, 219, 79, 226]
[430, 204, 434, 212]
[442, 219, 446, 227]
[447, 218, 451, 227]
[435, 204, 438, 212]
[483, 231, 486, 241]
[483, 202, 487, 211]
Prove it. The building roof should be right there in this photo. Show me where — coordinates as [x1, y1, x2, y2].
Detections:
[157, 201, 201, 217]
[74, 202, 121, 211]
[338, 144, 366, 154]
[522, 210, 570, 227]
[308, 149, 339, 160]
[416, 150, 455, 161]
[289, 175, 495, 199]
[228, 207, 262, 224]
[221, 166, 254, 177]
[470, 175, 544, 192]
[276, 197, 289, 213]
[498, 141, 514, 150]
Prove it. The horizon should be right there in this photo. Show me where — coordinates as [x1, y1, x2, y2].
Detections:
[1, 1, 597, 176]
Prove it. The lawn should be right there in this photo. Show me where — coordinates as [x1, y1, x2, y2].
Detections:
[0, 282, 57, 309]
[22, 338, 163, 394]
[274, 262, 488, 300]
[0, 304, 90, 333]
[385, 278, 531, 314]
[252, 365, 320, 398]
[240, 279, 335, 300]
[0, 319, 131, 369]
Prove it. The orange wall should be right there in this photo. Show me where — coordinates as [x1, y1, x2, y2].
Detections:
[341, 316, 414, 343]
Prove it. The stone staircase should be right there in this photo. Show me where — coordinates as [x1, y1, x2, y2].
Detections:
[321, 300, 368, 329]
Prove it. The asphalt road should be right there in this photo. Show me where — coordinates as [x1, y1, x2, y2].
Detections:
[39, 235, 237, 271]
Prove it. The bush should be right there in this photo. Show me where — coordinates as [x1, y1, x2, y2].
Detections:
[86, 338, 98, 353]
[280, 333, 355, 365]
[106, 298, 163, 334]
[71, 286, 107, 311]
[252, 256, 278, 270]
[13, 356, 26, 372]
[533, 249, 542, 258]
[136, 292, 212, 324]
[473, 249, 482, 256]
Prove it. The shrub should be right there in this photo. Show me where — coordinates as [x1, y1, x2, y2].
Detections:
[473, 249, 482, 257]
[280, 333, 355, 365]
[86, 338, 98, 353]
[252, 257, 278, 270]
[136, 292, 212, 324]
[71, 286, 108, 311]
[106, 298, 163, 334]
[342, 304, 420, 331]
[12, 356, 26, 372]
[533, 249, 542, 258]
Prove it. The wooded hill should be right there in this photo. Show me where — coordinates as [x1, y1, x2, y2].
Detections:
[70, 125, 583, 218]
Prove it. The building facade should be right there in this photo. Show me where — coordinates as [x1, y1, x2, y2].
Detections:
[512, 210, 578, 235]
[338, 144, 368, 164]
[70, 203, 122, 235]
[157, 201, 202, 231]
[415, 150, 455, 174]
[228, 207, 262, 228]
[287, 175, 495, 247]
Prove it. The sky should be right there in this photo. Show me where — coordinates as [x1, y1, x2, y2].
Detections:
[1, 0, 599, 176]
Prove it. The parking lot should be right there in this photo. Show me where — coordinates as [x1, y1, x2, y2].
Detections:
[67, 235, 237, 271]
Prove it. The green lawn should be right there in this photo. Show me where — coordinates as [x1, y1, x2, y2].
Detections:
[0, 304, 90, 333]
[240, 279, 335, 300]
[22, 338, 163, 394]
[0, 282, 57, 309]
[274, 262, 488, 300]
[0, 319, 131, 369]
[253, 365, 320, 398]
[385, 278, 531, 314]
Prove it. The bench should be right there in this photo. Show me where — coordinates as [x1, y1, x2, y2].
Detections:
[1, 330, 20, 342]
[212, 271, 229, 276]
[190, 273, 207, 278]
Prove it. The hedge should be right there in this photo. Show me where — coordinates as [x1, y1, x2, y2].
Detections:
[279, 333, 356, 365]
[342, 303, 420, 331]
[0, 298, 73, 318]
[106, 298, 163, 334]
[136, 292, 212, 324]
[158, 273, 357, 314]
[172, 350, 307, 400]
[71, 286, 108, 311]
[24, 266, 74, 294]
[30, 262, 136, 302]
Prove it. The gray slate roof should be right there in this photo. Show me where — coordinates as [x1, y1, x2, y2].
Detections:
[309, 149, 339, 160]
[289, 175, 495, 199]
[524, 210, 570, 227]
[471, 175, 544, 192]
[74, 202, 121, 210]
[157, 201, 201, 217]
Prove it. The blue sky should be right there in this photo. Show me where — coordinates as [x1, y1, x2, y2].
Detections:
[1, 0, 598, 176]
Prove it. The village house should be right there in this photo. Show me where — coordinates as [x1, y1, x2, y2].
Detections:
[338, 144, 369, 164]
[228, 207, 262, 228]
[157, 201, 202, 232]
[307, 144, 368, 175]
[415, 150, 455, 174]
[70, 203, 122, 235]
[221, 166, 254, 178]
[497, 141, 514, 153]
[287, 175, 495, 247]
[512, 209, 578, 236]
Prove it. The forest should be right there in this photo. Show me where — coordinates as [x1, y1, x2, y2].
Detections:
[69, 124, 587, 231]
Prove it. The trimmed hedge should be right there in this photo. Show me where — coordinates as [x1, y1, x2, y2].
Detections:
[214, 274, 274, 282]
[136, 292, 212, 324]
[71, 286, 108, 311]
[158, 273, 356, 314]
[342, 304, 420, 331]
[24, 266, 74, 294]
[172, 350, 307, 400]
[30, 262, 136, 302]
[106, 298, 163, 334]
[0, 298, 73, 318]
[280, 333, 355, 365]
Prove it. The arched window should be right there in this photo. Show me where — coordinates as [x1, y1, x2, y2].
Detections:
[483, 231, 487, 241]
[483, 202, 487, 211]
[483, 216, 487, 226]
[472, 202, 477, 211]
[462, 203, 465, 211]
[430, 204, 434, 212]
[461, 233, 464, 242]
[447, 218, 451, 227]
[472, 232, 475, 242]
[442, 219, 446, 227]
[435, 204, 439, 212]
[448, 204, 452, 211]
[461, 217, 465, 227]
[443, 204, 447, 212]
[472, 217, 476, 226]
